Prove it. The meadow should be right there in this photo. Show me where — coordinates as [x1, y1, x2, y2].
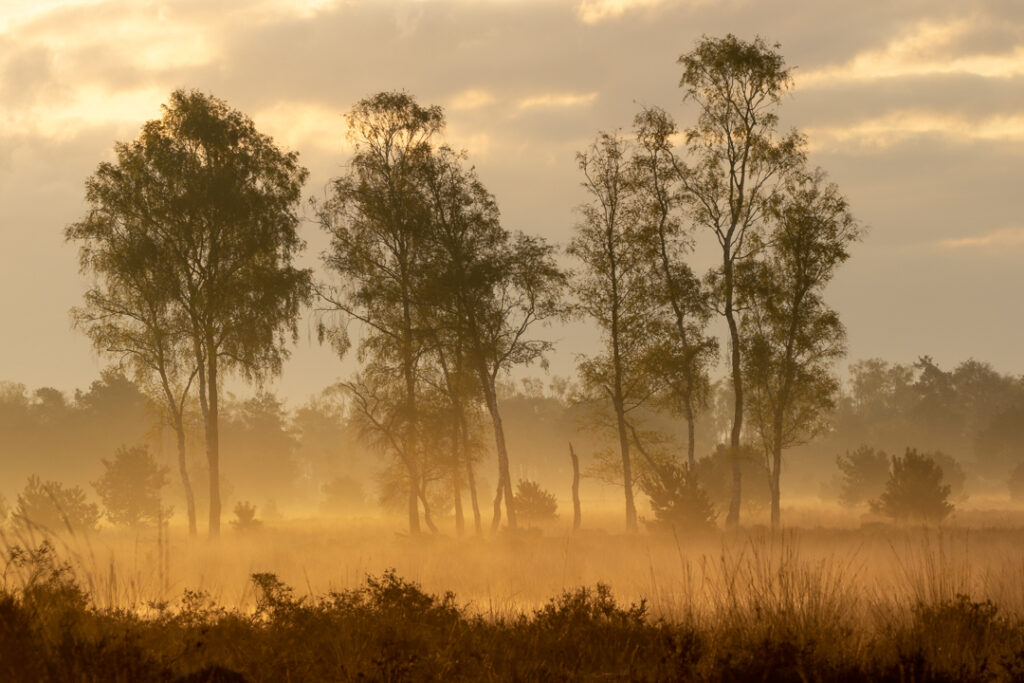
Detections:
[4, 505, 1024, 681]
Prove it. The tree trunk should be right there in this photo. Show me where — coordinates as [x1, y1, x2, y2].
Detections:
[465, 457, 482, 534]
[724, 260, 743, 529]
[205, 346, 221, 538]
[685, 399, 696, 471]
[173, 416, 197, 538]
[482, 376, 516, 531]
[569, 442, 581, 532]
[453, 464, 465, 536]
[614, 401, 638, 532]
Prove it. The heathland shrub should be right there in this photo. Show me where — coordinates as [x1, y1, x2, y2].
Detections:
[15, 475, 100, 533]
[513, 479, 558, 526]
[230, 501, 263, 532]
[639, 462, 717, 533]
[836, 445, 890, 507]
[871, 448, 954, 522]
[92, 444, 170, 528]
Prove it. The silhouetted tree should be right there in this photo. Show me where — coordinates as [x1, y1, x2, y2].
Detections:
[513, 479, 558, 527]
[871, 448, 954, 522]
[740, 169, 860, 528]
[15, 476, 100, 534]
[422, 147, 564, 531]
[836, 445, 890, 508]
[92, 445, 170, 529]
[68, 90, 311, 537]
[316, 92, 442, 535]
[66, 215, 200, 535]
[639, 461, 717, 534]
[631, 106, 718, 468]
[570, 131, 658, 533]
[230, 501, 263, 532]
[677, 35, 805, 527]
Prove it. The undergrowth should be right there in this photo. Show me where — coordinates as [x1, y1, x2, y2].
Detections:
[2, 540, 1024, 681]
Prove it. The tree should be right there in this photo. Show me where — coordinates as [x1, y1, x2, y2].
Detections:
[513, 479, 558, 527]
[92, 445, 170, 528]
[316, 91, 442, 535]
[421, 147, 564, 532]
[836, 445, 890, 508]
[638, 461, 717, 534]
[871, 448, 954, 522]
[67, 89, 311, 537]
[631, 106, 717, 469]
[570, 131, 659, 533]
[15, 476, 101, 534]
[677, 35, 805, 527]
[740, 169, 860, 528]
[231, 501, 263, 532]
[67, 215, 200, 536]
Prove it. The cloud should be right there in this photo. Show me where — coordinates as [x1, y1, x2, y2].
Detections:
[797, 18, 1024, 87]
[517, 91, 598, 111]
[804, 112, 1024, 151]
[938, 227, 1024, 249]
[575, 0, 673, 24]
[449, 89, 496, 111]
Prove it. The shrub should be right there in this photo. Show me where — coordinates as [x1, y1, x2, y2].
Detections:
[836, 445, 890, 507]
[513, 479, 557, 526]
[694, 443, 771, 511]
[15, 475, 100, 533]
[230, 501, 263, 532]
[870, 448, 953, 522]
[638, 462, 717, 533]
[92, 444, 171, 528]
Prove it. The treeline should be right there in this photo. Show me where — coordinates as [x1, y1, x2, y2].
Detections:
[36, 34, 1018, 538]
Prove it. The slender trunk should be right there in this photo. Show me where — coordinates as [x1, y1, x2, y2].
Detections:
[173, 416, 197, 537]
[466, 455, 482, 534]
[205, 345, 221, 538]
[407, 485, 420, 535]
[770, 443, 782, 531]
[569, 442, 581, 532]
[614, 400, 637, 532]
[724, 257, 743, 529]
[482, 376, 516, 531]
[453, 472, 465, 536]
[685, 398, 696, 471]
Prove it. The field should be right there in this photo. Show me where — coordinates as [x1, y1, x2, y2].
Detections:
[3, 505, 1024, 681]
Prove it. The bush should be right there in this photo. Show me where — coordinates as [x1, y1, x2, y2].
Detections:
[15, 476, 100, 533]
[92, 444, 170, 528]
[694, 443, 770, 511]
[638, 462, 717, 533]
[513, 479, 557, 526]
[836, 445, 890, 507]
[870, 448, 954, 522]
[230, 501, 263, 532]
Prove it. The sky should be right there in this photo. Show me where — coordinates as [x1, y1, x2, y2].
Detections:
[1, 0, 1022, 404]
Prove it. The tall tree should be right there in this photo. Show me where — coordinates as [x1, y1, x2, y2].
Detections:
[740, 169, 860, 529]
[569, 132, 659, 533]
[316, 91, 442, 535]
[422, 147, 564, 531]
[68, 89, 311, 537]
[677, 35, 805, 526]
[67, 226, 200, 536]
[631, 107, 718, 469]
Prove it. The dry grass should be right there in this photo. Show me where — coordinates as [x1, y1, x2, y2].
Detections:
[3, 510, 1024, 680]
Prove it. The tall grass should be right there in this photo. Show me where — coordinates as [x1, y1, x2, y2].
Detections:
[2, 521, 1024, 680]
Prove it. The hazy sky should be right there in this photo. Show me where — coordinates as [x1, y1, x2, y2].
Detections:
[1, 0, 1022, 403]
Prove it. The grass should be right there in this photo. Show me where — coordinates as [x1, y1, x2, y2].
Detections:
[3, 516, 1024, 680]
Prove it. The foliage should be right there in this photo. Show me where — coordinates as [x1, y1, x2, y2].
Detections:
[693, 444, 771, 512]
[871, 448, 954, 522]
[15, 476, 101, 533]
[92, 444, 170, 528]
[638, 461, 717, 533]
[836, 445, 890, 508]
[230, 501, 263, 532]
[67, 88, 311, 536]
[512, 479, 558, 526]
